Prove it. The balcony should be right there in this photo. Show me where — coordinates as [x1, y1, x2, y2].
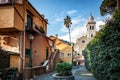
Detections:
[26, 22, 45, 34]
[0, 5, 24, 33]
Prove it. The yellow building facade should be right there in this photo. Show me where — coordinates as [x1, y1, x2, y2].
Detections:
[50, 36, 73, 63]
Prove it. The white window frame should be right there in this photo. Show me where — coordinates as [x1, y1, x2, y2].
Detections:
[67, 53, 71, 57]
[60, 53, 64, 58]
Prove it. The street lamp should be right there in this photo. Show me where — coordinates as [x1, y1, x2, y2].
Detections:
[29, 34, 34, 67]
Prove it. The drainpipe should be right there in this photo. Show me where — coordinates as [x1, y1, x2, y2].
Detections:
[18, 32, 20, 52]
[22, 0, 28, 79]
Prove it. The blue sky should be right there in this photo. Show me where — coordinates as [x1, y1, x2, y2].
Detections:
[29, 0, 106, 42]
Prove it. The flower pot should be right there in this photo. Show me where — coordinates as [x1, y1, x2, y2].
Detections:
[52, 73, 74, 80]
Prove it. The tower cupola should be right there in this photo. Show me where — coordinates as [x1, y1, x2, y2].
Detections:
[88, 14, 94, 22]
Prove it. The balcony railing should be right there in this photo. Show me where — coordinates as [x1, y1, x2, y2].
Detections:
[0, 0, 22, 5]
[26, 23, 45, 34]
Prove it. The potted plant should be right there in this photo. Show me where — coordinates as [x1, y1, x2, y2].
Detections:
[52, 62, 74, 80]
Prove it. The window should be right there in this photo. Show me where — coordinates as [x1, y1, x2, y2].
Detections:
[90, 26, 94, 30]
[46, 47, 49, 60]
[60, 53, 64, 58]
[92, 26, 94, 30]
[25, 48, 30, 56]
[67, 53, 71, 57]
[90, 26, 92, 30]
[1, 0, 8, 2]
[91, 34, 93, 37]
[0, 53, 10, 69]
[27, 15, 33, 28]
[82, 40, 85, 43]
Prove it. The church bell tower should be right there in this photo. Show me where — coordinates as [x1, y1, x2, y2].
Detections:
[86, 14, 96, 39]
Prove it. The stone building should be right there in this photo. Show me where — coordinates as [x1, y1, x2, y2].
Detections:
[74, 14, 96, 63]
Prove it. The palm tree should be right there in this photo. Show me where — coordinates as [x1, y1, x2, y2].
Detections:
[64, 15, 72, 44]
[64, 15, 73, 65]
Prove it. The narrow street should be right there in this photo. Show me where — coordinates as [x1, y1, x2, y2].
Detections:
[34, 65, 96, 80]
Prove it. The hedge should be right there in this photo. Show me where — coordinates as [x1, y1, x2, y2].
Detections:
[84, 10, 120, 80]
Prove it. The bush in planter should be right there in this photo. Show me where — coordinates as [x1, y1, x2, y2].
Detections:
[56, 62, 72, 76]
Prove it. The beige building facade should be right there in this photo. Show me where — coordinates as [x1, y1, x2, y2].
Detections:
[74, 14, 96, 63]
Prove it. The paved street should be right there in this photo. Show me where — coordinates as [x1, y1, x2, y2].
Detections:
[34, 65, 96, 80]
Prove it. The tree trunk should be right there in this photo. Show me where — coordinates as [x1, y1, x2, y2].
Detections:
[117, 0, 120, 10]
[68, 27, 71, 44]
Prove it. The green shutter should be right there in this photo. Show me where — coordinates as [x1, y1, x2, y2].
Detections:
[25, 49, 30, 56]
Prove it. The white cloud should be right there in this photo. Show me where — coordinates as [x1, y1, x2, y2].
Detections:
[96, 20, 105, 31]
[60, 16, 84, 33]
[72, 17, 86, 26]
[60, 25, 68, 33]
[59, 26, 86, 43]
[55, 17, 64, 22]
[60, 21, 87, 43]
[59, 15, 87, 43]
[59, 17, 105, 43]
[50, 11, 105, 43]
[67, 10, 77, 15]
[72, 17, 81, 25]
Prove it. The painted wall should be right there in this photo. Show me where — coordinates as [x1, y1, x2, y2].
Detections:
[0, 6, 14, 29]
[26, 2, 47, 35]
[49, 36, 73, 63]
[25, 33, 52, 67]
[14, 4, 24, 31]
[60, 45, 72, 63]
[0, 0, 49, 73]
[10, 55, 21, 72]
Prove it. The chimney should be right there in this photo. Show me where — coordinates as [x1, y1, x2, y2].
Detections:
[55, 34, 58, 38]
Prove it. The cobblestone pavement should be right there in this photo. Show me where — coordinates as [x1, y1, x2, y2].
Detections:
[34, 65, 96, 80]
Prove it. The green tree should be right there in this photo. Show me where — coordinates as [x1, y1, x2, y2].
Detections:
[117, 0, 120, 9]
[85, 10, 120, 80]
[100, 0, 117, 16]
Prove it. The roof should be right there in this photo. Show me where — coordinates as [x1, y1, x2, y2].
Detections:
[88, 14, 94, 22]
[49, 35, 71, 45]
[28, 1, 48, 24]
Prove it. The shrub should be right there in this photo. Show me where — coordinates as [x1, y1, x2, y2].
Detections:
[56, 62, 72, 76]
[84, 10, 120, 80]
